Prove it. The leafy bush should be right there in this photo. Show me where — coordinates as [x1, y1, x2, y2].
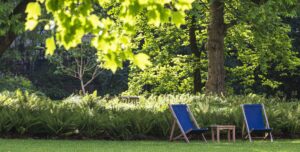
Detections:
[0, 76, 37, 92]
[0, 91, 299, 139]
[126, 55, 195, 95]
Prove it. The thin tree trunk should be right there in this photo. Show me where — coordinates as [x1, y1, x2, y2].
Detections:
[205, 0, 225, 95]
[189, 16, 202, 94]
[80, 78, 86, 95]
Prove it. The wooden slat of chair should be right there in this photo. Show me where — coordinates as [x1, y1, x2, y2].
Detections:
[169, 120, 176, 141]
[174, 134, 184, 140]
[262, 104, 273, 142]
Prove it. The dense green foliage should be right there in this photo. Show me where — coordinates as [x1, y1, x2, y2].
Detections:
[0, 0, 299, 98]
[0, 91, 299, 139]
[25, 0, 194, 72]
[125, 0, 300, 96]
[224, 0, 300, 94]
[0, 0, 23, 36]
[0, 76, 37, 93]
[127, 55, 196, 95]
[0, 139, 300, 152]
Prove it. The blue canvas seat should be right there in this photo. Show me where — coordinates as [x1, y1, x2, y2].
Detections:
[169, 104, 208, 143]
[241, 104, 273, 142]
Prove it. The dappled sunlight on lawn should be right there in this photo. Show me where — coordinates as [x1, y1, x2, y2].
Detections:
[291, 140, 300, 144]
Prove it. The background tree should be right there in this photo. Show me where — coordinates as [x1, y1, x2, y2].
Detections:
[204, 0, 300, 94]
[126, 0, 300, 97]
[49, 43, 103, 95]
[126, 2, 208, 95]
[188, 1, 208, 94]
[126, 22, 193, 95]
[223, 0, 300, 95]
[0, 29, 129, 99]
[205, 0, 226, 94]
[1, 0, 300, 99]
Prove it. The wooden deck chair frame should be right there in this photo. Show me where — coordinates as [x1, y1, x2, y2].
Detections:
[169, 104, 207, 143]
[241, 104, 273, 142]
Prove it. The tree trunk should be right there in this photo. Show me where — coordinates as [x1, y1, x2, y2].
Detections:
[80, 78, 86, 95]
[0, 0, 34, 57]
[189, 16, 202, 94]
[205, 0, 225, 95]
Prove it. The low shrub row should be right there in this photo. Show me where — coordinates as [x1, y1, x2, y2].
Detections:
[0, 90, 299, 139]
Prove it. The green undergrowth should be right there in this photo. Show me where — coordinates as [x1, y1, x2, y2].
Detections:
[0, 90, 299, 139]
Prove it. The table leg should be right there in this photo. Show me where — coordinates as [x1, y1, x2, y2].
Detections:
[228, 130, 231, 142]
[242, 123, 245, 139]
[233, 128, 236, 142]
[212, 128, 215, 142]
[217, 128, 220, 143]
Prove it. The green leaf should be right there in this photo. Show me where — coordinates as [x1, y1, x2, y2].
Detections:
[25, 2, 41, 31]
[133, 53, 152, 70]
[97, 0, 110, 6]
[25, 2, 41, 19]
[89, 15, 101, 29]
[147, 10, 160, 26]
[25, 20, 38, 31]
[171, 12, 185, 27]
[45, 37, 56, 55]
[92, 90, 98, 97]
[103, 59, 118, 73]
[45, 0, 63, 12]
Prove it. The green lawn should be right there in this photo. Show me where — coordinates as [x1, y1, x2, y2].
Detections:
[0, 139, 299, 152]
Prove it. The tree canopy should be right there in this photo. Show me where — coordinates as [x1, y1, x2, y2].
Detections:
[0, 0, 299, 97]
[25, 0, 194, 72]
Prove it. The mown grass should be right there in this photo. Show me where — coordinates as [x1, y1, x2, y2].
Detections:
[0, 139, 299, 152]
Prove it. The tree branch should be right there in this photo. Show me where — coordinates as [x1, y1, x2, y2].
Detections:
[83, 68, 103, 87]
[0, 0, 35, 57]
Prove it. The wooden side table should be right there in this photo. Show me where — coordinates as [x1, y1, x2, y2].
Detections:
[210, 125, 236, 142]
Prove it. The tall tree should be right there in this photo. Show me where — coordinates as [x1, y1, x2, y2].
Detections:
[205, 0, 225, 94]
[204, 0, 300, 94]
[189, 15, 203, 94]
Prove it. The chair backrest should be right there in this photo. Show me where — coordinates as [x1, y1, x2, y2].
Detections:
[242, 104, 266, 130]
[170, 104, 196, 133]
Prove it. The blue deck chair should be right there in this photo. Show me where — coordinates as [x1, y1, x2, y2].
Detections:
[169, 104, 208, 143]
[241, 104, 273, 142]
